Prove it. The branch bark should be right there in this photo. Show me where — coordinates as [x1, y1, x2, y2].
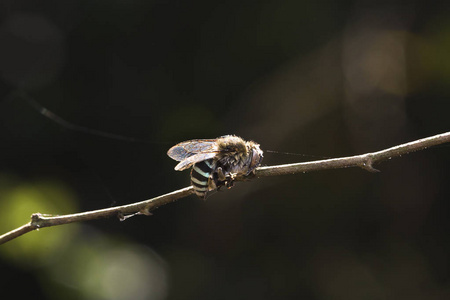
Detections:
[256, 131, 450, 176]
[1, 131, 449, 245]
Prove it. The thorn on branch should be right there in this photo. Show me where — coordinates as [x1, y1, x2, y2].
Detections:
[139, 208, 153, 216]
[118, 211, 148, 221]
[360, 155, 380, 173]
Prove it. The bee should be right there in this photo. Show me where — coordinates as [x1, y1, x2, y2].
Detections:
[167, 135, 264, 199]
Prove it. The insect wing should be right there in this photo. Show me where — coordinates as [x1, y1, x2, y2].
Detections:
[175, 152, 217, 171]
[167, 139, 217, 161]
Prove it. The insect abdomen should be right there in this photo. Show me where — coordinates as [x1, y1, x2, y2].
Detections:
[190, 159, 215, 199]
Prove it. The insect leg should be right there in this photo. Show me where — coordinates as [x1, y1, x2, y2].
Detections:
[216, 167, 227, 181]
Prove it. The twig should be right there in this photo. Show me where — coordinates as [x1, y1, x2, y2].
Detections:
[0, 186, 195, 245]
[1, 132, 449, 245]
[256, 131, 450, 176]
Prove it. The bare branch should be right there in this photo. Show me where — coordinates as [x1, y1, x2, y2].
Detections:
[0, 223, 36, 245]
[1, 131, 449, 245]
[256, 132, 450, 177]
[0, 186, 195, 245]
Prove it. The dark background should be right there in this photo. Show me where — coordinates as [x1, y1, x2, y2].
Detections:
[1, 1, 450, 299]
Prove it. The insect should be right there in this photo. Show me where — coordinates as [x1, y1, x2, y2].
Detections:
[167, 135, 264, 199]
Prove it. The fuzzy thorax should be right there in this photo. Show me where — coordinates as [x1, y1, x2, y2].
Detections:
[215, 135, 263, 176]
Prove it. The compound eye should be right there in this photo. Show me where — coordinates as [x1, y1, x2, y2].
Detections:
[247, 150, 262, 174]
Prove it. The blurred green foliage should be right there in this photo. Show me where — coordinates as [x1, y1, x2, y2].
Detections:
[0, 175, 78, 267]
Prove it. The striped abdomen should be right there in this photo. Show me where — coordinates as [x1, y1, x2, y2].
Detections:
[190, 159, 216, 199]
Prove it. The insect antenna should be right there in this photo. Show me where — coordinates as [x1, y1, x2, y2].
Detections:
[264, 149, 331, 160]
[19, 91, 165, 144]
